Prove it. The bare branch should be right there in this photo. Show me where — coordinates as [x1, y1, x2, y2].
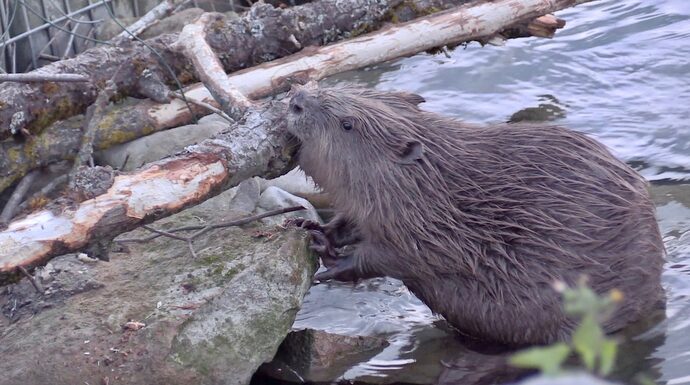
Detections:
[111, 0, 180, 44]
[175, 12, 253, 121]
[0, 170, 39, 225]
[17, 266, 44, 295]
[170, 91, 233, 123]
[0, 73, 89, 82]
[120, 206, 305, 257]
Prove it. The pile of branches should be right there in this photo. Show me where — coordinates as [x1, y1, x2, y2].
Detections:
[0, 0, 585, 283]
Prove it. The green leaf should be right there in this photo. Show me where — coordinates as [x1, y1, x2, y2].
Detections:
[509, 343, 571, 375]
[598, 339, 618, 376]
[572, 314, 603, 371]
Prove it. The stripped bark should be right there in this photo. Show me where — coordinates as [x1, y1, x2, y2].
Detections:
[0, 0, 595, 282]
[0, 0, 577, 195]
[174, 12, 253, 120]
[0, 0, 470, 142]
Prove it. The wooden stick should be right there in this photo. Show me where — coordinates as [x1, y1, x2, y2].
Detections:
[174, 12, 252, 121]
[0, 170, 39, 225]
[0, 73, 89, 83]
[111, 0, 179, 44]
[17, 266, 44, 295]
[119, 206, 305, 258]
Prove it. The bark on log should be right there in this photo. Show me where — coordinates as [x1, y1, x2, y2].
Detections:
[0, 0, 471, 142]
[0, 0, 595, 283]
[0, 0, 574, 195]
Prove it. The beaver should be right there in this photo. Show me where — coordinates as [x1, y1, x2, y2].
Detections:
[285, 83, 665, 346]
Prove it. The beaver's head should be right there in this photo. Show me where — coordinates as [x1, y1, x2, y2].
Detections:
[285, 83, 428, 179]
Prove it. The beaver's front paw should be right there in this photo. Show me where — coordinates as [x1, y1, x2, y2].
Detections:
[306, 229, 339, 265]
[284, 217, 324, 232]
[314, 254, 360, 283]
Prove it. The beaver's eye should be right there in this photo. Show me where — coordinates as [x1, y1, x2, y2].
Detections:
[341, 119, 353, 131]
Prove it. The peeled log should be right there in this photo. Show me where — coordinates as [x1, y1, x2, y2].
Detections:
[0, 0, 595, 282]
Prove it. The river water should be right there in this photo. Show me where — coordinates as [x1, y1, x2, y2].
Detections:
[293, 1, 690, 384]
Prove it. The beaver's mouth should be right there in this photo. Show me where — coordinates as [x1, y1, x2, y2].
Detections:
[284, 113, 304, 140]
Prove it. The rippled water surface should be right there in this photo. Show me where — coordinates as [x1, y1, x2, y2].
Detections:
[294, 1, 690, 384]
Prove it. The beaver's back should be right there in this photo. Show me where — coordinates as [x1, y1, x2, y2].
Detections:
[402, 122, 665, 345]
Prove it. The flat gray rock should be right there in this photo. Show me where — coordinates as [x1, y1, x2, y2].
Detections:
[95, 112, 229, 171]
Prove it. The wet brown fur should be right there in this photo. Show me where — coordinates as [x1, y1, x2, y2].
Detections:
[286, 84, 665, 346]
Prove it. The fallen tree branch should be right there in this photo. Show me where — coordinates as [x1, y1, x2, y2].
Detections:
[15, 174, 69, 215]
[170, 92, 233, 123]
[0, 170, 40, 225]
[0, 0, 594, 282]
[72, 78, 119, 172]
[120, 206, 305, 258]
[111, 0, 180, 44]
[0, 73, 89, 83]
[174, 12, 253, 120]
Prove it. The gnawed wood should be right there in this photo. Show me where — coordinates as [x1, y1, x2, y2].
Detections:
[0, 151, 233, 274]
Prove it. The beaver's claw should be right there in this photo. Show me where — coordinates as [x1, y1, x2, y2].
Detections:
[314, 254, 359, 282]
[285, 217, 324, 232]
[285, 217, 347, 272]
[307, 229, 339, 265]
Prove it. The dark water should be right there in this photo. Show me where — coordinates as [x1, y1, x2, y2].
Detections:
[294, 1, 690, 384]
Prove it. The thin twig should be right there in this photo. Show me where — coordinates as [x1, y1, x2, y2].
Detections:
[116, 206, 306, 257]
[15, 174, 69, 214]
[187, 241, 198, 259]
[0, 169, 39, 224]
[0, 73, 89, 82]
[62, 16, 85, 59]
[141, 225, 189, 242]
[17, 266, 44, 295]
[170, 92, 234, 123]
[111, 0, 179, 44]
[71, 76, 119, 172]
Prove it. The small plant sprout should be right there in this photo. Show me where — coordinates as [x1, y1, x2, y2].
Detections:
[509, 276, 624, 377]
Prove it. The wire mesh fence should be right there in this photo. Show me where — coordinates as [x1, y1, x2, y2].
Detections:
[0, 0, 243, 73]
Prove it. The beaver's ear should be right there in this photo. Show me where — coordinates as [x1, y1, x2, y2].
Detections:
[395, 141, 425, 165]
[395, 92, 426, 106]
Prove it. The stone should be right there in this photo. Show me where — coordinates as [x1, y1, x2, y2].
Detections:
[94, 111, 229, 171]
[258, 329, 389, 383]
[257, 186, 321, 225]
[0, 184, 319, 385]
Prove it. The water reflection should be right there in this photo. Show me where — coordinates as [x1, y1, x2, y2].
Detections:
[296, 0, 690, 384]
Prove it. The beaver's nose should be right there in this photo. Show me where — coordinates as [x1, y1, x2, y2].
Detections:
[289, 90, 307, 114]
